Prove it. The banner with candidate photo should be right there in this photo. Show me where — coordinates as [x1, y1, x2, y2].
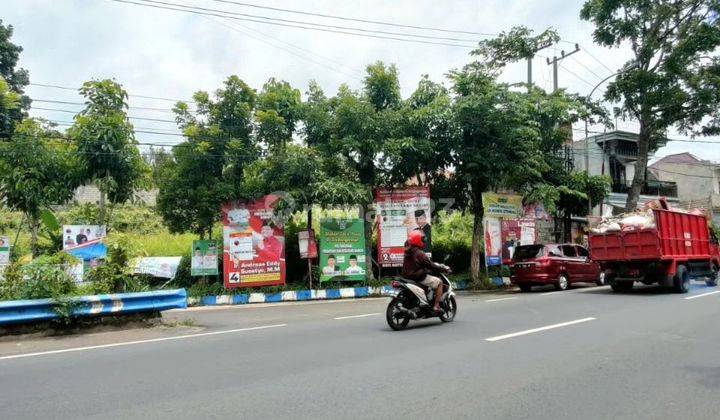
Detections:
[222, 196, 286, 288]
[375, 186, 432, 267]
[191, 240, 219, 276]
[319, 218, 366, 283]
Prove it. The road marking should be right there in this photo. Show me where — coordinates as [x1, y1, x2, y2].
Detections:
[685, 290, 720, 300]
[485, 317, 596, 342]
[539, 291, 558, 296]
[0, 324, 287, 361]
[334, 313, 380, 320]
[485, 297, 518, 303]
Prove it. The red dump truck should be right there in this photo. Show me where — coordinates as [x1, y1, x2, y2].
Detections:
[589, 206, 720, 293]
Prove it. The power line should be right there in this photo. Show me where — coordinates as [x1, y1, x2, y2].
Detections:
[201, 0, 498, 37]
[108, 0, 477, 48]
[558, 63, 596, 89]
[29, 82, 194, 104]
[31, 98, 181, 113]
[568, 55, 606, 81]
[137, 0, 481, 44]
[31, 106, 178, 124]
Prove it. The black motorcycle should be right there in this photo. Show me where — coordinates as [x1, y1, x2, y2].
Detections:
[386, 269, 457, 331]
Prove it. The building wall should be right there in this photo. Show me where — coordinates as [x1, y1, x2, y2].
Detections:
[71, 185, 158, 206]
[651, 162, 719, 202]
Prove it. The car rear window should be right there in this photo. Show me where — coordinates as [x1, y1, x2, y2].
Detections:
[561, 245, 577, 257]
[513, 245, 544, 260]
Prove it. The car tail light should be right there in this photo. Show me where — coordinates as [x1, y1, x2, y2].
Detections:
[537, 258, 551, 266]
[391, 281, 403, 288]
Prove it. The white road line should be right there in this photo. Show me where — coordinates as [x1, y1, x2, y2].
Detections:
[0, 324, 287, 361]
[684, 290, 720, 300]
[173, 297, 388, 312]
[485, 297, 518, 303]
[485, 317, 596, 342]
[334, 313, 380, 320]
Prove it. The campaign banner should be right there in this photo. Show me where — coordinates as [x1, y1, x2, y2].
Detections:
[134, 256, 182, 279]
[191, 240, 219, 276]
[62, 225, 107, 250]
[484, 217, 502, 266]
[375, 186, 432, 267]
[298, 230, 318, 259]
[500, 219, 537, 264]
[222, 196, 285, 288]
[319, 219, 366, 282]
[0, 235, 9, 265]
[481, 193, 523, 219]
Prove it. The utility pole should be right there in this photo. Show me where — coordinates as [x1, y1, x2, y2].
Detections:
[526, 41, 555, 92]
[546, 44, 580, 92]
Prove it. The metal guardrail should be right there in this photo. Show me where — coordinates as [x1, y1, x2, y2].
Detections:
[0, 289, 187, 325]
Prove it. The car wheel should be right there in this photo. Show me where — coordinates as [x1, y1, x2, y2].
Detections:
[519, 283, 532, 292]
[555, 273, 569, 291]
[596, 271, 606, 286]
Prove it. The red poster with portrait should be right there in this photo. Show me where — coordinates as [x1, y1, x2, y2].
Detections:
[222, 195, 286, 288]
[375, 186, 432, 267]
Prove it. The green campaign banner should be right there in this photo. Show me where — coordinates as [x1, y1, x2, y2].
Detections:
[319, 218, 366, 282]
[191, 240, 219, 276]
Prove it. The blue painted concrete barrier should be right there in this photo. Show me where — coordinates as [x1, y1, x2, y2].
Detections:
[189, 281, 470, 307]
[0, 289, 187, 325]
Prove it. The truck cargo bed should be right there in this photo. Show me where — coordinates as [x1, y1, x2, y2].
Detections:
[590, 209, 712, 262]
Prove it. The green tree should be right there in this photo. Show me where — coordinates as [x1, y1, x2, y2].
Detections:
[157, 76, 259, 238]
[255, 78, 302, 151]
[450, 67, 548, 284]
[69, 79, 149, 225]
[581, 0, 720, 210]
[0, 119, 80, 255]
[0, 20, 30, 139]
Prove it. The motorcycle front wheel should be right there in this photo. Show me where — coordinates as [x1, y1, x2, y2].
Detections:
[386, 297, 411, 331]
[439, 296, 457, 323]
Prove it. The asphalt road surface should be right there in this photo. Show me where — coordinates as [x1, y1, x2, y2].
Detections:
[1, 282, 720, 419]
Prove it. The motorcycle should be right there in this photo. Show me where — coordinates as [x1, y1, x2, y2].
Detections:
[385, 267, 457, 331]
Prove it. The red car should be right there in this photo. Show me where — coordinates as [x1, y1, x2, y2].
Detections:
[510, 244, 604, 292]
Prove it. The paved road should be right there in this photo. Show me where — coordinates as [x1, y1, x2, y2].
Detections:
[1, 282, 719, 419]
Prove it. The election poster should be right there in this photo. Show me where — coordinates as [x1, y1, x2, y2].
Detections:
[500, 219, 537, 264]
[191, 240, 219, 276]
[481, 193, 523, 219]
[134, 256, 182, 279]
[62, 225, 107, 250]
[319, 219, 366, 282]
[0, 235, 9, 265]
[375, 186, 432, 267]
[222, 196, 285, 288]
[298, 230, 318, 259]
[484, 217, 502, 266]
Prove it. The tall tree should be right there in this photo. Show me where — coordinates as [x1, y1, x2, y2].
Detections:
[157, 76, 259, 238]
[69, 79, 149, 225]
[0, 20, 30, 139]
[0, 119, 80, 255]
[255, 78, 302, 151]
[581, 0, 720, 210]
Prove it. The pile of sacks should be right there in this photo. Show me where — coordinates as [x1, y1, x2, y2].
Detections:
[590, 198, 709, 234]
[590, 208, 656, 233]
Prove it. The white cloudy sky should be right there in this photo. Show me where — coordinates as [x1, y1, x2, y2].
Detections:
[4, 0, 719, 162]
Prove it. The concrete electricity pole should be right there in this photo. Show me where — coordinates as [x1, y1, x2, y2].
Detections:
[546, 44, 581, 92]
[526, 41, 555, 92]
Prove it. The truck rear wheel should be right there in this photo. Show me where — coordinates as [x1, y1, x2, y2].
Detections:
[674, 265, 690, 293]
[706, 265, 719, 287]
[611, 281, 633, 292]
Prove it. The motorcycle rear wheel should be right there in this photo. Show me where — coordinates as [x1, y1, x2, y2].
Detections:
[386, 297, 411, 331]
[439, 296, 457, 322]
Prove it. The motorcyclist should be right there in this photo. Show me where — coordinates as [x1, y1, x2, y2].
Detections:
[402, 230, 449, 313]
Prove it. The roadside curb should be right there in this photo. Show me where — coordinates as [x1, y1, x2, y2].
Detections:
[188, 281, 469, 307]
